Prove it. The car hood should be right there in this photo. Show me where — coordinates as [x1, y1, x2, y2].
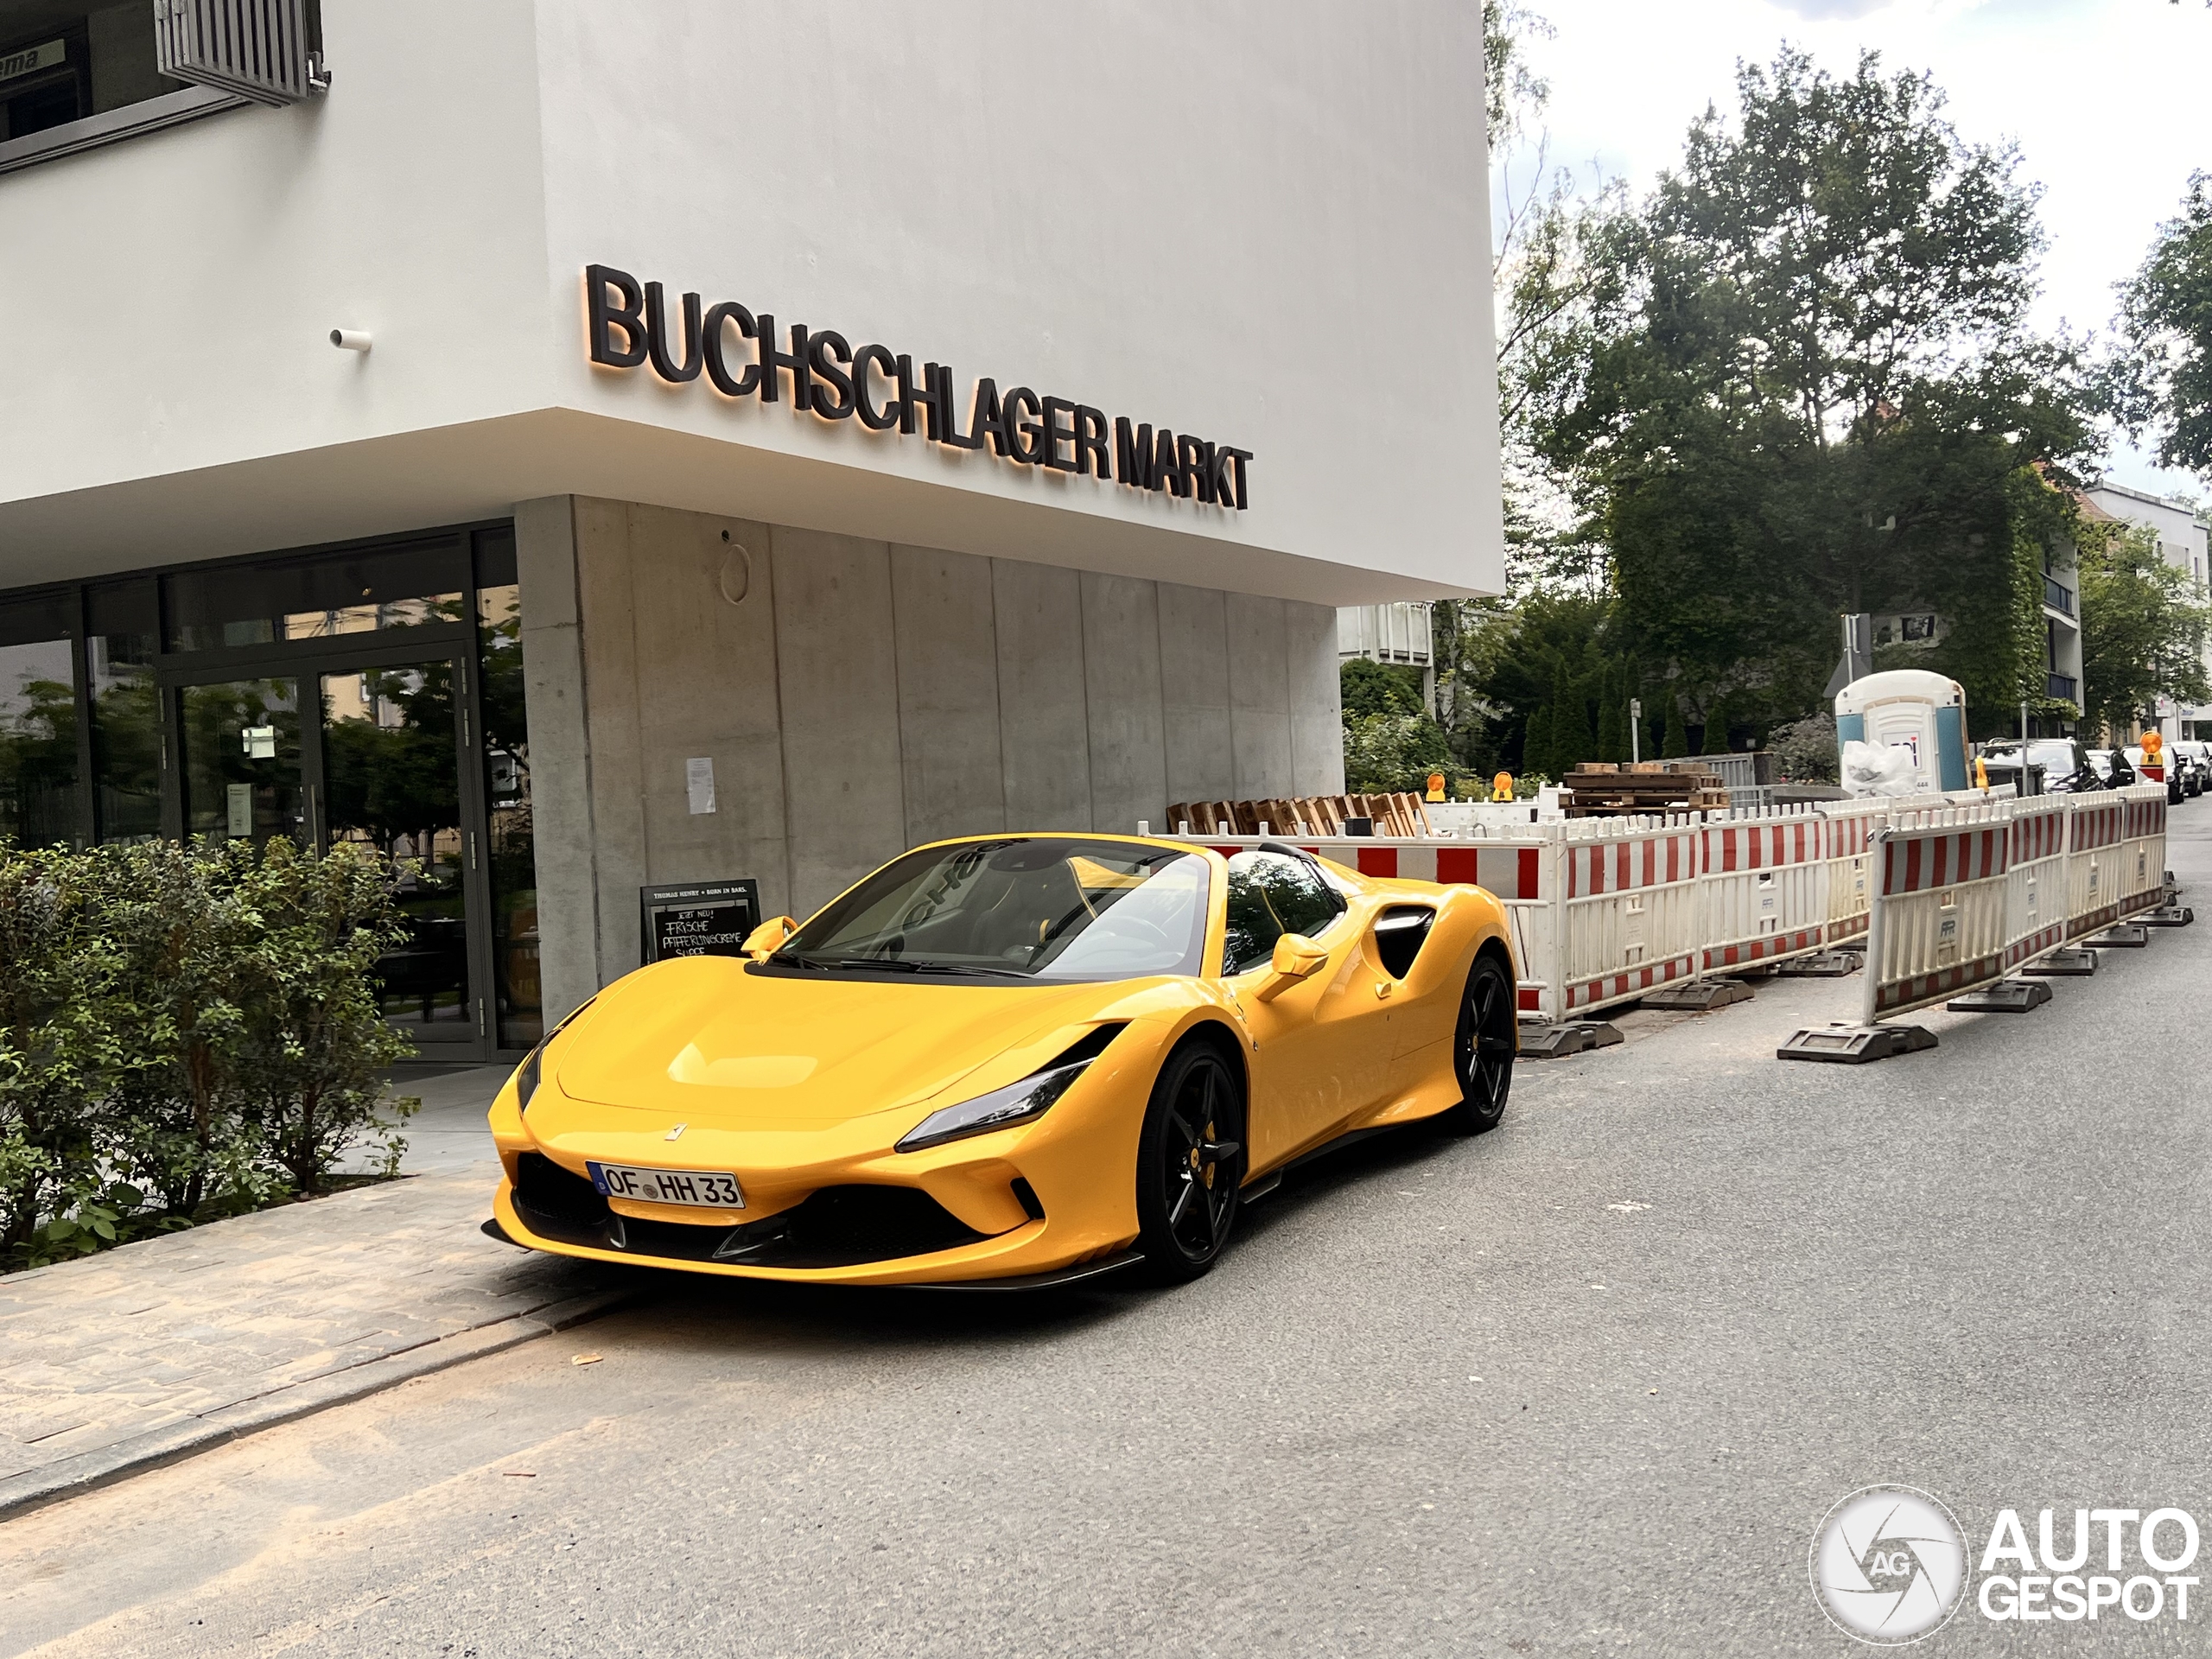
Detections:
[552, 956, 1140, 1125]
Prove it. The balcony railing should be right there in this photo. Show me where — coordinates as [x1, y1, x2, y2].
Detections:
[2047, 672, 2078, 702]
[2044, 578, 2075, 616]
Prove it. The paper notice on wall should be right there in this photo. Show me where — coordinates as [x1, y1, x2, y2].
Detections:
[226, 784, 253, 838]
[686, 757, 716, 816]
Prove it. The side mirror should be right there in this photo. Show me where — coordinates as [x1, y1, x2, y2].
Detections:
[743, 915, 798, 963]
[1255, 932, 1330, 1001]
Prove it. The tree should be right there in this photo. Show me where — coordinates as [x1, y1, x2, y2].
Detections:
[2076, 521, 2212, 737]
[2113, 172, 2212, 475]
[1533, 48, 2096, 739]
[1662, 696, 1688, 759]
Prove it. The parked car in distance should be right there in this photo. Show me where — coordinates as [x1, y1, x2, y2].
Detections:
[1980, 738, 2093, 793]
[2125, 747, 2187, 806]
[2170, 739, 2211, 797]
[2084, 748, 2139, 791]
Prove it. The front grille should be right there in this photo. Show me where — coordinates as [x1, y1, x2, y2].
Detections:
[512, 1159, 993, 1270]
[514, 1152, 611, 1240]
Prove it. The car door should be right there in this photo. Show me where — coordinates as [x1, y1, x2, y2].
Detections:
[1220, 851, 1397, 1167]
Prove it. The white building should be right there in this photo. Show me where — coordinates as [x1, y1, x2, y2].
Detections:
[2082, 481, 2212, 740]
[0, 1, 1503, 1058]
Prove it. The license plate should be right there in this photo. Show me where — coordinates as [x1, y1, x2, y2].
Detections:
[586, 1161, 745, 1210]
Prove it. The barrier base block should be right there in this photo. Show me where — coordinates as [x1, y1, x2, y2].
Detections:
[2141, 905, 2194, 927]
[1640, 979, 1754, 1012]
[2087, 925, 2151, 949]
[1774, 951, 1861, 978]
[1945, 978, 2053, 1014]
[1777, 1023, 1938, 1064]
[2023, 948, 2098, 976]
[1520, 1021, 1624, 1060]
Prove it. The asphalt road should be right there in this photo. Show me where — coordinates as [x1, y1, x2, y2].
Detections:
[7, 809, 2212, 1658]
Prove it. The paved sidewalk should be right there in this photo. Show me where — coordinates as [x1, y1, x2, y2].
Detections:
[0, 1069, 637, 1519]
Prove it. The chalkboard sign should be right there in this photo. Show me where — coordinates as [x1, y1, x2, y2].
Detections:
[639, 879, 761, 965]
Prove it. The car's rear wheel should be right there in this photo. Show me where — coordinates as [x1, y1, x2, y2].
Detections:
[1439, 953, 1515, 1135]
[1135, 1042, 1244, 1284]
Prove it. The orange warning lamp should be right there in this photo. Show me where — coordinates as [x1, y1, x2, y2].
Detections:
[2142, 730, 2164, 761]
[1490, 772, 1515, 803]
[1426, 772, 1446, 803]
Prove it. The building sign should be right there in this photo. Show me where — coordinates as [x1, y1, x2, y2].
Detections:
[0, 39, 65, 86]
[584, 264, 1254, 510]
[639, 879, 761, 967]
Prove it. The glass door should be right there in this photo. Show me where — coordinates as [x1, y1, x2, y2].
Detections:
[179, 677, 305, 845]
[315, 659, 480, 1054]
[175, 653, 487, 1059]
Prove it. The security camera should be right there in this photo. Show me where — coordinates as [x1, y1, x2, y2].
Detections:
[330, 329, 372, 352]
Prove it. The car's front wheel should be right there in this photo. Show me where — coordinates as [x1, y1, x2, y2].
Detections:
[1439, 953, 1516, 1135]
[1135, 1041, 1244, 1284]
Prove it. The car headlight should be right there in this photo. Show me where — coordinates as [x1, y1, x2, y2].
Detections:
[515, 996, 598, 1113]
[896, 1058, 1094, 1154]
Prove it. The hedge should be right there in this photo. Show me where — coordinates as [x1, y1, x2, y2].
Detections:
[0, 837, 419, 1272]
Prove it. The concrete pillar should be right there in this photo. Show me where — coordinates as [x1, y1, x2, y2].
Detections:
[1225, 593, 1294, 799]
[512, 495, 599, 1026]
[1157, 582, 1235, 808]
[993, 559, 1091, 831]
[1287, 599, 1347, 796]
[892, 544, 1006, 846]
[1080, 570, 1169, 835]
[772, 527, 907, 916]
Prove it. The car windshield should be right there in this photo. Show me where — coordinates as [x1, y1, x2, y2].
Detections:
[774, 838, 1210, 981]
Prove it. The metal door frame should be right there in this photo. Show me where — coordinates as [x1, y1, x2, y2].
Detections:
[156, 628, 496, 1063]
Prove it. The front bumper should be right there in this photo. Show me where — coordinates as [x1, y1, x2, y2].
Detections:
[491, 1177, 1133, 1287]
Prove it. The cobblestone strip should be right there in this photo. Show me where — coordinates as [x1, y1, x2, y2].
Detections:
[0, 1165, 636, 1521]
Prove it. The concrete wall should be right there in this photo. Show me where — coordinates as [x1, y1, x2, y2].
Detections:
[523, 496, 1344, 1016]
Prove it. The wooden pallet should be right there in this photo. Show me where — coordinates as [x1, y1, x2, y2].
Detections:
[1560, 763, 1729, 819]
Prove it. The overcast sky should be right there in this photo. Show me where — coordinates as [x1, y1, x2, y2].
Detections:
[1506, 0, 2209, 499]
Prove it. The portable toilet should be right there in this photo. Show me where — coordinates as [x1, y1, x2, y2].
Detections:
[1835, 670, 1970, 794]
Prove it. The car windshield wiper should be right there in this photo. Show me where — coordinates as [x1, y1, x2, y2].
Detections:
[810, 957, 1026, 979]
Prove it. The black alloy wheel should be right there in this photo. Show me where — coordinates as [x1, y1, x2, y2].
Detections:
[1440, 954, 1515, 1135]
[1135, 1044, 1245, 1283]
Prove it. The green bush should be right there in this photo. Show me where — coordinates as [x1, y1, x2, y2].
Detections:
[0, 838, 418, 1272]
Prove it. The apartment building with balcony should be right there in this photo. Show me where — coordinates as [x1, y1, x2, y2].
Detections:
[2082, 481, 2212, 740]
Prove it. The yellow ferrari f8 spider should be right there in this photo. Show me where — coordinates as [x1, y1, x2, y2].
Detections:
[486, 836, 1518, 1288]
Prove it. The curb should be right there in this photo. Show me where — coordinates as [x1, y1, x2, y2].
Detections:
[0, 1286, 633, 1524]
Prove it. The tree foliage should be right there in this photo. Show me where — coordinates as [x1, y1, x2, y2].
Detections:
[1528, 48, 2094, 738]
[2113, 171, 2212, 475]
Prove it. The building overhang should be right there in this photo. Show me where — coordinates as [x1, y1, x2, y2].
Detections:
[0, 406, 1483, 607]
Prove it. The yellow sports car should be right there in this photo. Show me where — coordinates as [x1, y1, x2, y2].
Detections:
[486, 835, 1518, 1288]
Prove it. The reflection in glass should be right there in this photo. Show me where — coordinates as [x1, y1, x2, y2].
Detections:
[321, 663, 473, 1037]
[181, 679, 302, 845]
[0, 596, 79, 849]
[164, 541, 468, 652]
[479, 560, 542, 1048]
[86, 582, 161, 843]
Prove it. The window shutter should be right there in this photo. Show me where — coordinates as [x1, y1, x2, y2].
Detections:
[153, 0, 327, 107]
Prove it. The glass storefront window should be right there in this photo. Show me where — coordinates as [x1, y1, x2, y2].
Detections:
[163, 540, 467, 653]
[0, 592, 78, 848]
[321, 661, 474, 1036]
[86, 581, 161, 843]
[477, 527, 541, 1048]
[180, 678, 302, 845]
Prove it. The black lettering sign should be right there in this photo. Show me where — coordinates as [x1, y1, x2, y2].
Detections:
[639, 880, 763, 966]
[585, 265, 1251, 509]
